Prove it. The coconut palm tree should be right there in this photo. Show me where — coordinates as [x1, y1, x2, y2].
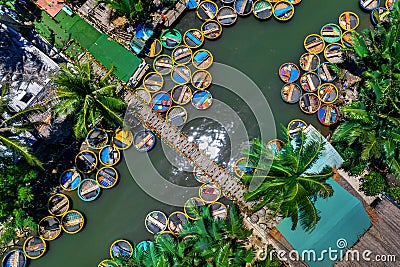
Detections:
[243, 129, 334, 232]
[52, 62, 126, 139]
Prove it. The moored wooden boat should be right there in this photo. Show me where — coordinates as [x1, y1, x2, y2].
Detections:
[201, 20, 222, 39]
[371, 7, 390, 25]
[253, 0, 273, 20]
[134, 130, 156, 152]
[324, 43, 344, 64]
[191, 69, 212, 90]
[145, 211, 167, 234]
[299, 93, 321, 114]
[234, 157, 255, 178]
[1, 250, 26, 267]
[338, 11, 360, 30]
[197, 1, 218, 21]
[184, 197, 205, 220]
[153, 55, 173, 75]
[199, 182, 221, 203]
[235, 0, 253, 16]
[192, 90, 213, 110]
[192, 49, 213, 69]
[183, 29, 204, 49]
[86, 128, 108, 149]
[318, 83, 338, 104]
[171, 84, 192, 105]
[110, 239, 133, 259]
[281, 83, 302, 103]
[98, 259, 119, 267]
[304, 34, 325, 54]
[75, 150, 98, 174]
[99, 145, 121, 166]
[38, 216, 62, 241]
[209, 202, 228, 220]
[144, 39, 162, 58]
[341, 30, 355, 48]
[360, 0, 380, 11]
[61, 210, 84, 234]
[320, 23, 342, 43]
[78, 178, 101, 201]
[172, 45, 193, 64]
[299, 72, 321, 92]
[48, 194, 70, 216]
[278, 62, 300, 83]
[299, 52, 320, 72]
[96, 167, 118, 189]
[287, 119, 307, 138]
[217, 6, 238, 26]
[273, 1, 294, 21]
[160, 29, 182, 49]
[143, 72, 164, 92]
[318, 62, 338, 82]
[151, 91, 173, 113]
[23, 236, 46, 259]
[171, 65, 192, 84]
[112, 128, 133, 150]
[318, 104, 340, 126]
[60, 169, 81, 191]
[134, 88, 151, 104]
[193, 166, 212, 183]
[166, 106, 188, 127]
[266, 139, 284, 154]
[168, 212, 188, 234]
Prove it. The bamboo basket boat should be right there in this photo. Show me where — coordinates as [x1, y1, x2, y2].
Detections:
[273, 1, 294, 21]
[320, 23, 342, 43]
[134, 130, 156, 152]
[184, 197, 205, 220]
[23, 236, 46, 259]
[172, 45, 193, 65]
[145, 211, 167, 234]
[75, 150, 98, 174]
[166, 106, 188, 127]
[86, 128, 108, 149]
[38, 216, 62, 241]
[192, 49, 213, 70]
[183, 29, 204, 49]
[324, 43, 344, 64]
[209, 202, 228, 220]
[235, 0, 253, 16]
[197, 1, 218, 21]
[160, 29, 182, 49]
[266, 139, 284, 154]
[96, 167, 118, 189]
[371, 7, 390, 25]
[385, 0, 396, 10]
[253, 0, 273, 20]
[318, 83, 338, 104]
[299, 53, 320, 72]
[171, 65, 192, 84]
[113, 128, 133, 150]
[234, 157, 255, 178]
[341, 30, 355, 48]
[201, 20, 222, 39]
[144, 39, 162, 58]
[287, 119, 307, 139]
[338, 11, 360, 31]
[78, 179, 101, 201]
[110, 239, 133, 259]
[1, 250, 26, 267]
[300, 72, 321, 92]
[279, 62, 300, 83]
[151, 91, 173, 113]
[193, 166, 212, 183]
[60, 169, 81, 191]
[134, 88, 151, 104]
[192, 90, 213, 110]
[304, 34, 325, 54]
[199, 182, 221, 203]
[191, 69, 212, 90]
[98, 259, 119, 267]
[168, 212, 188, 234]
[153, 55, 173, 75]
[143, 72, 164, 92]
[99, 145, 121, 166]
[281, 83, 302, 103]
[287, 0, 301, 3]
[48, 194, 70, 216]
[299, 93, 321, 114]
[360, 0, 380, 11]
[171, 84, 193, 105]
[318, 62, 338, 82]
[318, 104, 340, 126]
[61, 210, 84, 234]
[217, 6, 238, 26]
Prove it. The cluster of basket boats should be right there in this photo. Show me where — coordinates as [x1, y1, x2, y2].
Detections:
[360, 0, 396, 25]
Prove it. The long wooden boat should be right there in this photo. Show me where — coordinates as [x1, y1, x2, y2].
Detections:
[299, 72, 321, 92]
[38, 216, 62, 241]
[287, 119, 307, 139]
[168, 212, 188, 234]
[110, 239, 133, 259]
[324, 43, 344, 64]
[371, 7, 390, 25]
[145, 210, 167, 234]
[199, 182, 221, 203]
[86, 128, 108, 149]
[134, 88, 151, 104]
[172, 45, 193, 64]
[304, 34, 325, 54]
[360, 0, 380, 11]
[281, 83, 302, 103]
[144, 39, 162, 58]
[171, 65, 192, 84]
[279, 62, 300, 83]
[386, 0, 396, 10]
[197, 1, 218, 21]
[192, 49, 213, 69]
[143, 72, 164, 92]
[318, 62, 338, 82]
[1, 250, 26, 267]
[61, 210, 85, 234]
[318, 83, 338, 104]
[338, 11, 360, 30]
[209, 202, 228, 220]
[78, 179, 101, 201]
[201, 20, 222, 39]
[253, 0, 273, 20]
[192, 90, 213, 110]
[99, 145, 121, 166]
[113, 128, 133, 150]
[234, 157, 255, 178]
[151, 91, 173, 113]
[266, 139, 284, 154]
[96, 167, 119, 189]
[184, 197, 205, 220]
[75, 150, 98, 174]
[273, 1, 294, 21]
[193, 166, 212, 183]
[60, 169, 81, 191]
[191, 69, 212, 90]
[318, 104, 340, 126]
[134, 130, 156, 152]
[217, 6, 238, 26]
[23, 236, 46, 259]
[183, 29, 204, 49]
[320, 23, 342, 43]
[166, 106, 188, 127]
[153, 55, 173, 75]
[171, 84, 192, 105]
[235, 0, 253, 16]
[48, 194, 70, 216]
[160, 29, 182, 49]
[341, 30, 355, 48]
[98, 259, 119, 267]
[299, 93, 321, 114]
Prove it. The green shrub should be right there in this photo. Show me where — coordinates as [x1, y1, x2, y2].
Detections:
[386, 187, 400, 202]
[362, 171, 387, 196]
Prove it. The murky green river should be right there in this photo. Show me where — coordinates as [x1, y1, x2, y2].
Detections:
[30, 1, 370, 266]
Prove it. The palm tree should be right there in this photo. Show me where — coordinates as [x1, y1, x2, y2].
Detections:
[52, 62, 126, 139]
[98, 0, 155, 23]
[243, 129, 334, 232]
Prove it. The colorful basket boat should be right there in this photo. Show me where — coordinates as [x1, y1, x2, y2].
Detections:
[160, 29, 182, 49]
[318, 83, 338, 104]
[299, 93, 321, 114]
[86, 128, 108, 149]
[360, 0, 380, 11]
[61, 210, 84, 234]
[201, 20, 222, 39]
[113, 128, 133, 150]
[209, 202, 228, 220]
[168, 212, 188, 234]
[318, 104, 340, 126]
[134, 130, 156, 152]
[60, 169, 81, 191]
[371, 7, 390, 25]
[318, 62, 338, 82]
[324, 43, 344, 64]
[145, 211, 167, 234]
[253, 0, 273, 20]
[299, 52, 320, 72]
[96, 167, 119, 189]
[299, 72, 321, 92]
[266, 139, 284, 154]
[151, 91, 173, 113]
[171, 65, 192, 84]
[78, 178, 101, 201]
[199, 182, 221, 203]
[192, 49, 213, 69]
[1, 250, 26, 267]
[153, 55, 174, 75]
[143, 72, 164, 92]
[235, 0, 254, 16]
[281, 83, 302, 103]
[273, 1, 294, 21]
[234, 157, 255, 178]
[48, 194, 69, 216]
[110, 239, 133, 259]
[197, 1, 218, 20]
[172, 45, 193, 64]
[98, 259, 119, 267]
[304, 34, 325, 54]
[38, 216, 62, 241]
[279, 62, 300, 83]
[75, 150, 98, 174]
[166, 106, 188, 127]
[341, 31, 355, 48]
[192, 90, 213, 110]
[191, 70, 212, 90]
[287, 119, 307, 139]
[144, 39, 162, 58]
[99, 145, 121, 166]
[171, 84, 193, 105]
[338, 11, 360, 30]
[287, 0, 302, 4]
[385, 0, 396, 10]
[183, 29, 204, 49]
[320, 23, 342, 43]
[23, 236, 46, 259]
[217, 6, 238, 26]
[184, 197, 205, 220]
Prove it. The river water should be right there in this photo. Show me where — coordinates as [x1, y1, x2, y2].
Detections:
[30, 1, 370, 266]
